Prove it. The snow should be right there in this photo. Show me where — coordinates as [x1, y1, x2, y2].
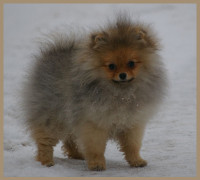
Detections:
[3, 4, 196, 177]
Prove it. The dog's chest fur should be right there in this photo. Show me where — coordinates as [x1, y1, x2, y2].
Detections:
[69, 81, 155, 129]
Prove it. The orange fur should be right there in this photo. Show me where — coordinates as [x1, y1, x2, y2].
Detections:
[76, 122, 108, 171]
[117, 124, 147, 167]
[31, 128, 59, 167]
[62, 137, 84, 160]
[101, 48, 142, 81]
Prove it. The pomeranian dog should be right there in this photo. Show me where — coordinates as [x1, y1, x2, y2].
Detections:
[23, 15, 167, 171]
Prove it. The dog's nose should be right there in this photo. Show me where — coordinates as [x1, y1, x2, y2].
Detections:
[119, 73, 127, 80]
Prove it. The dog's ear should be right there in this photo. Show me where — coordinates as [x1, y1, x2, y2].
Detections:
[134, 28, 158, 49]
[135, 28, 146, 40]
[91, 32, 108, 49]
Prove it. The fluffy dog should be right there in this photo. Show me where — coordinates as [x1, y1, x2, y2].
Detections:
[23, 15, 167, 171]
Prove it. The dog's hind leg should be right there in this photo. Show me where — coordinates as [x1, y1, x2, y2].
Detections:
[62, 136, 84, 160]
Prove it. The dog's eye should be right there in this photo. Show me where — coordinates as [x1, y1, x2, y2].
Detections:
[128, 61, 135, 68]
[108, 64, 116, 70]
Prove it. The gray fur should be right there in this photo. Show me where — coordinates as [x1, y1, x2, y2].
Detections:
[23, 17, 167, 140]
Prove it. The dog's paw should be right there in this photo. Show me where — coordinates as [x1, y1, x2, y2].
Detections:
[89, 165, 106, 171]
[44, 161, 55, 167]
[129, 158, 147, 167]
[39, 160, 55, 167]
[36, 156, 55, 167]
[88, 159, 106, 171]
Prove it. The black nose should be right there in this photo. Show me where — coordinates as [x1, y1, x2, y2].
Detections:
[119, 73, 127, 80]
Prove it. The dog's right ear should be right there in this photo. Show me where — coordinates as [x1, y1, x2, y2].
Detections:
[90, 32, 108, 49]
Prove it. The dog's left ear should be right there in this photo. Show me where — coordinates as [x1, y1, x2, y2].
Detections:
[135, 28, 158, 50]
[91, 32, 108, 49]
[135, 28, 146, 40]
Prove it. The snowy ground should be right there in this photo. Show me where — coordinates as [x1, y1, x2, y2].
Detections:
[3, 4, 196, 177]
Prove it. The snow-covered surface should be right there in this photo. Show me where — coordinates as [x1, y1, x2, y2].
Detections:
[3, 4, 196, 177]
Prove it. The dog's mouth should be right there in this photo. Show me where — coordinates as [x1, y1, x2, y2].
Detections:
[112, 78, 134, 84]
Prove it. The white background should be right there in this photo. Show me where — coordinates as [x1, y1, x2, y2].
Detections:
[4, 4, 196, 177]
